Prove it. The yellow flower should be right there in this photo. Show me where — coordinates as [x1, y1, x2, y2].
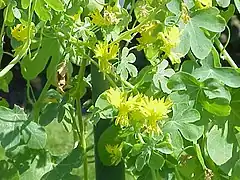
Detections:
[116, 104, 130, 127]
[104, 6, 120, 25]
[181, 4, 190, 24]
[159, 26, 180, 52]
[137, 22, 158, 48]
[106, 88, 125, 108]
[168, 51, 182, 64]
[11, 23, 35, 42]
[91, 10, 109, 26]
[105, 143, 123, 165]
[158, 26, 181, 64]
[91, 6, 120, 26]
[106, 88, 131, 127]
[105, 88, 172, 133]
[142, 96, 172, 133]
[94, 41, 118, 74]
[11, 24, 29, 42]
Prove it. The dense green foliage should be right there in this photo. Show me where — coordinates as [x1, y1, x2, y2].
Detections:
[1, 0, 240, 179]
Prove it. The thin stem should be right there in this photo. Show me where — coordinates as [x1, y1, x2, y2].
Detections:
[0, 5, 9, 43]
[82, 52, 135, 90]
[0, 0, 34, 77]
[137, 133, 145, 144]
[33, 73, 53, 121]
[3, 51, 14, 57]
[150, 169, 157, 180]
[214, 38, 238, 68]
[75, 58, 88, 180]
[27, 80, 34, 105]
[29, 83, 36, 102]
[109, 6, 162, 46]
[220, 25, 231, 57]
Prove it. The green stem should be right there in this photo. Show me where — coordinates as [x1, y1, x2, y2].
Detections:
[187, 51, 197, 62]
[0, 0, 34, 77]
[137, 133, 145, 144]
[150, 169, 157, 180]
[0, 8, 7, 40]
[214, 38, 238, 68]
[194, 143, 206, 170]
[33, 69, 55, 121]
[27, 80, 34, 105]
[75, 58, 88, 180]
[110, 6, 161, 46]
[0, 5, 9, 64]
[82, 52, 135, 90]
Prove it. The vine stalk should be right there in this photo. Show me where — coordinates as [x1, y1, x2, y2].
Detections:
[75, 58, 88, 180]
[215, 38, 238, 68]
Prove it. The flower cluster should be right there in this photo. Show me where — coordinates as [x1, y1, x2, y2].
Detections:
[94, 41, 118, 74]
[91, 6, 120, 27]
[106, 88, 172, 134]
[105, 143, 123, 165]
[11, 23, 35, 42]
[158, 26, 182, 64]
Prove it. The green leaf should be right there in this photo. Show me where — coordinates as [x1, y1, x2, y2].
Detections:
[176, 7, 226, 59]
[148, 151, 165, 170]
[41, 146, 83, 179]
[0, 0, 6, 8]
[0, 105, 27, 151]
[1, 128, 20, 150]
[95, 92, 116, 119]
[98, 125, 122, 166]
[39, 103, 59, 126]
[193, 53, 240, 88]
[207, 122, 233, 166]
[21, 38, 61, 80]
[221, 4, 235, 23]
[168, 72, 232, 116]
[131, 143, 143, 156]
[231, 160, 240, 180]
[86, 0, 104, 12]
[166, 0, 180, 15]
[135, 153, 147, 171]
[199, 93, 231, 117]
[43, 0, 64, 11]
[181, 60, 200, 74]
[163, 92, 203, 155]
[155, 141, 173, 155]
[20, 158, 52, 180]
[0, 105, 27, 135]
[0, 71, 13, 92]
[216, 0, 230, 8]
[4, 2, 15, 25]
[22, 122, 47, 149]
[1, 165, 20, 180]
[234, 0, 240, 13]
[21, 0, 30, 9]
[12, 7, 21, 19]
[177, 157, 204, 179]
[117, 47, 138, 80]
[35, 0, 52, 21]
[230, 89, 240, 123]
[186, 21, 212, 59]
[153, 59, 175, 94]
[45, 119, 74, 156]
[0, 98, 8, 107]
[202, 78, 231, 104]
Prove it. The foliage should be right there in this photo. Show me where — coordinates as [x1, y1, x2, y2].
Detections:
[0, 0, 240, 179]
